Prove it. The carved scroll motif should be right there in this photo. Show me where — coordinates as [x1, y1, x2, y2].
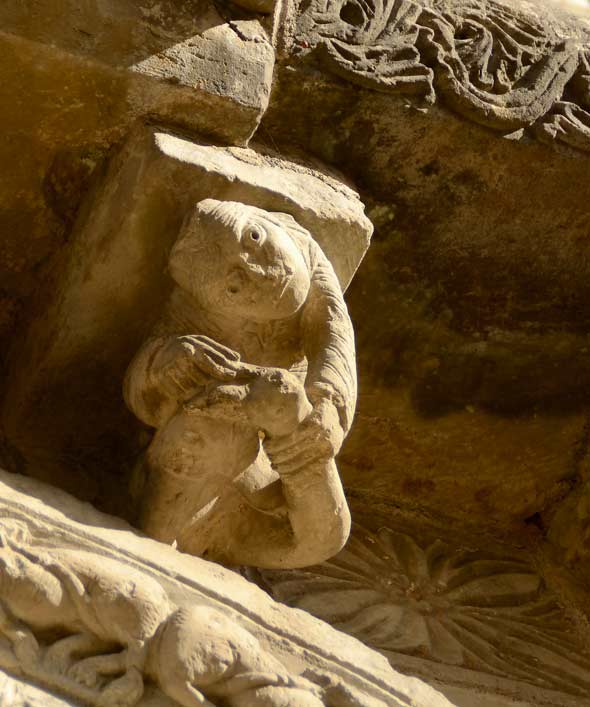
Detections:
[535, 49, 590, 151]
[297, 0, 590, 147]
[309, 0, 434, 95]
[0, 520, 329, 707]
[259, 524, 590, 697]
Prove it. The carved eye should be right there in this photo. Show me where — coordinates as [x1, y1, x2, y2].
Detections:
[245, 225, 264, 244]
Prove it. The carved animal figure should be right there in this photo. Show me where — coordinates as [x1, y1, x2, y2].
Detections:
[124, 199, 357, 568]
[0, 522, 324, 707]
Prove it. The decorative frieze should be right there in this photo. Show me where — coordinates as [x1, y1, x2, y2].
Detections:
[0, 469, 452, 707]
[293, 0, 590, 150]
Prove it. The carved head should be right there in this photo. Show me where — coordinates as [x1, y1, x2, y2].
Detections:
[169, 199, 312, 322]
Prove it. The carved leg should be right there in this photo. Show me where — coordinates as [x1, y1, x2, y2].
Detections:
[97, 665, 144, 707]
[68, 650, 127, 686]
[142, 412, 259, 545]
[228, 686, 324, 707]
[43, 633, 108, 674]
[91, 640, 148, 707]
[159, 679, 214, 707]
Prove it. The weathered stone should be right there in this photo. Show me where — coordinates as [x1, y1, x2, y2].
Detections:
[256, 0, 590, 541]
[4, 0, 590, 704]
[258, 518, 590, 706]
[124, 199, 356, 568]
[0, 468, 452, 707]
[0, 1, 275, 357]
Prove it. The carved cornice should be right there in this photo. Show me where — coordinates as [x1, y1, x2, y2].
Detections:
[0, 470, 451, 707]
[291, 0, 590, 151]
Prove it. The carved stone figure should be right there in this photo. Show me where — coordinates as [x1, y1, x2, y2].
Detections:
[0, 520, 326, 707]
[124, 199, 356, 569]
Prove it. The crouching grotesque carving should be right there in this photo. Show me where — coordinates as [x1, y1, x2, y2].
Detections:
[124, 199, 356, 568]
[0, 521, 326, 707]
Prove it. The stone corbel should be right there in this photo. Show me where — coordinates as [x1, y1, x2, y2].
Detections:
[1, 128, 372, 568]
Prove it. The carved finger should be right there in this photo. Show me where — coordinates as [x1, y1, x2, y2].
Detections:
[193, 348, 239, 380]
[187, 335, 241, 362]
[183, 336, 239, 368]
[265, 427, 321, 456]
[167, 366, 205, 393]
[268, 439, 332, 468]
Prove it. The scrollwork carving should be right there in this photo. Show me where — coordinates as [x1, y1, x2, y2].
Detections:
[310, 0, 434, 95]
[296, 0, 590, 149]
[420, 1, 578, 130]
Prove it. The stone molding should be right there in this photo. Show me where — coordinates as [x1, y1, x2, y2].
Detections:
[0, 469, 451, 707]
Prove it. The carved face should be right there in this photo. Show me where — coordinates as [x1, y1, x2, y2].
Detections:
[169, 200, 311, 322]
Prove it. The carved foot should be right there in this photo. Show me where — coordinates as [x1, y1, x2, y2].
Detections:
[161, 679, 214, 707]
[10, 629, 40, 667]
[0, 605, 40, 667]
[229, 686, 324, 707]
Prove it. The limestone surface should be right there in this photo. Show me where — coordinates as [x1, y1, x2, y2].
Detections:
[0, 468, 453, 707]
[1, 131, 371, 522]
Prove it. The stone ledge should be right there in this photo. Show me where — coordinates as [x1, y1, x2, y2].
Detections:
[0, 468, 451, 707]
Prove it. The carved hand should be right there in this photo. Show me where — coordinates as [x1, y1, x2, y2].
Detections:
[264, 397, 344, 475]
[154, 335, 257, 395]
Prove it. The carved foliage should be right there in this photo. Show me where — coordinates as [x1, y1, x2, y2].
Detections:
[308, 0, 434, 94]
[297, 0, 590, 147]
[260, 525, 590, 697]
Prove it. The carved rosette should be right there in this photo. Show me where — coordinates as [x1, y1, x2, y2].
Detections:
[294, 0, 590, 149]
[259, 524, 590, 697]
[1, 471, 450, 707]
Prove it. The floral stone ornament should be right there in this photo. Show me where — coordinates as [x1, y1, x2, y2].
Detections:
[259, 524, 590, 698]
